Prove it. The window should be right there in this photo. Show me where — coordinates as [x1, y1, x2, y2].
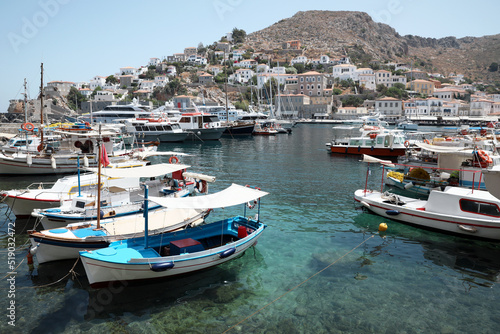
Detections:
[460, 199, 500, 217]
[300, 77, 304, 82]
[312, 77, 315, 82]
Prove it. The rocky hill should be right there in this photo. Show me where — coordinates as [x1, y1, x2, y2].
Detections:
[246, 10, 500, 82]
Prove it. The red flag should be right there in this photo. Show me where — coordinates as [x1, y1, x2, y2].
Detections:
[101, 144, 110, 167]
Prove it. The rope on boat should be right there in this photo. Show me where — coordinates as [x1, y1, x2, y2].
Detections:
[223, 233, 378, 334]
[1, 257, 81, 290]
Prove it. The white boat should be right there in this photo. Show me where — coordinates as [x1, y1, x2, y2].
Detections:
[355, 187, 500, 240]
[397, 119, 418, 131]
[79, 183, 268, 288]
[31, 163, 214, 229]
[80, 100, 153, 124]
[29, 205, 210, 264]
[0, 163, 147, 218]
[354, 155, 500, 240]
[0, 129, 154, 175]
[175, 112, 227, 140]
[120, 117, 189, 142]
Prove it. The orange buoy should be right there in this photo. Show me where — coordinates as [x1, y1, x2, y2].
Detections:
[27, 252, 34, 265]
[379, 223, 388, 232]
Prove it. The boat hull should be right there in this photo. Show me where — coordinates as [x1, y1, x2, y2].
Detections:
[330, 146, 406, 157]
[80, 219, 266, 288]
[354, 189, 500, 240]
[1, 194, 66, 218]
[185, 128, 226, 141]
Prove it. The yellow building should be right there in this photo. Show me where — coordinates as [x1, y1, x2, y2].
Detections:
[407, 79, 435, 96]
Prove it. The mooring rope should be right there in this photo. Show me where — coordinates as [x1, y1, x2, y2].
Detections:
[223, 233, 378, 334]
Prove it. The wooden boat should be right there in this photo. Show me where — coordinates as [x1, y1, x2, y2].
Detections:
[326, 125, 406, 157]
[79, 184, 268, 288]
[29, 205, 210, 264]
[31, 164, 215, 229]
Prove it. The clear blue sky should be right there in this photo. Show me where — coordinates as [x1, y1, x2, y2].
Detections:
[0, 0, 498, 113]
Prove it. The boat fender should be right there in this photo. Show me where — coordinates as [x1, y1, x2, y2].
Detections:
[219, 247, 236, 258]
[345, 147, 348, 154]
[27, 153, 32, 166]
[458, 225, 477, 233]
[51, 156, 56, 169]
[29, 244, 38, 256]
[100, 210, 104, 219]
[150, 261, 175, 272]
[358, 146, 361, 152]
[371, 146, 374, 151]
[385, 210, 400, 216]
[27, 252, 34, 265]
[360, 201, 370, 208]
[404, 182, 414, 189]
[247, 200, 257, 209]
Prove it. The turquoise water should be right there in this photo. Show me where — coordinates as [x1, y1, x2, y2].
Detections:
[1, 124, 500, 333]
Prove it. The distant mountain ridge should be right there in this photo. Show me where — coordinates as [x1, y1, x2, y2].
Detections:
[246, 10, 500, 82]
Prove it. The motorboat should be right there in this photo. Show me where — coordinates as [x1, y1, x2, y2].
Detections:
[326, 125, 406, 157]
[354, 155, 500, 240]
[119, 118, 189, 142]
[79, 183, 268, 288]
[355, 187, 500, 240]
[174, 112, 227, 140]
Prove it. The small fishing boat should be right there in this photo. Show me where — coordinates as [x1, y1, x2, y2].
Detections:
[79, 183, 268, 288]
[354, 155, 500, 240]
[31, 163, 215, 229]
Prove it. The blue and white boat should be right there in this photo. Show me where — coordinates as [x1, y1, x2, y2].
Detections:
[79, 184, 268, 288]
[30, 163, 208, 229]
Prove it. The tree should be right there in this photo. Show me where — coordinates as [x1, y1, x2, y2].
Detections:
[489, 62, 499, 72]
[106, 75, 118, 85]
[67, 86, 86, 111]
[332, 88, 342, 95]
[91, 86, 102, 98]
[232, 28, 246, 44]
[293, 63, 305, 74]
[341, 95, 364, 107]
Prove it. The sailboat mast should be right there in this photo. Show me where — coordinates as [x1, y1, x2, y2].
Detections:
[96, 124, 102, 230]
[23, 78, 27, 123]
[224, 51, 229, 122]
[40, 63, 44, 144]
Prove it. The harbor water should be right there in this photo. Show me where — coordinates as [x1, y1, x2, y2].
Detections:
[1, 124, 500, 333]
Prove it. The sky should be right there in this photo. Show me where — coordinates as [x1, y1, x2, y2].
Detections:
[0, 0, 498, 113]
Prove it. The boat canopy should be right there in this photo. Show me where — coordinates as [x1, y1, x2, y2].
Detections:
[132, 151, 191, 160]
[149, 183, 268, 209]
[415, 142, 475, 154]
[85, 163, 190, 178]
[362, 154, 395, 168]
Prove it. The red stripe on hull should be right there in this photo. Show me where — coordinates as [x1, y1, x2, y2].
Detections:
[330, 146, 406, 157]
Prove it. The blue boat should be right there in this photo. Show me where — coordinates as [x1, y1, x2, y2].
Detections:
[79, 183, 268, 288]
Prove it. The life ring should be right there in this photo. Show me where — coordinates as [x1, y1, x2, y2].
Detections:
[423, 139, 430, 145]
[404, 140, 410, 148]
[478, 150, 493, 164]
[169, 156, 179, 164]
[37, 143, 44, 152]
[23, 122, 35, 131]
[195, 180, 208, 193]
[247, 200, 257, 209]
[204, 124, 209, 129]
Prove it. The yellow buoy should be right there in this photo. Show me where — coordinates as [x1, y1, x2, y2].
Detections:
[379, 223, 388, 232]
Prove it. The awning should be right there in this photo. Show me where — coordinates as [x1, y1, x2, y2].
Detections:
[86, 163, 190, 178]
[415, 142, 474, 155]
[362, 155, 395, 168]
[149, 183, 268, 209]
